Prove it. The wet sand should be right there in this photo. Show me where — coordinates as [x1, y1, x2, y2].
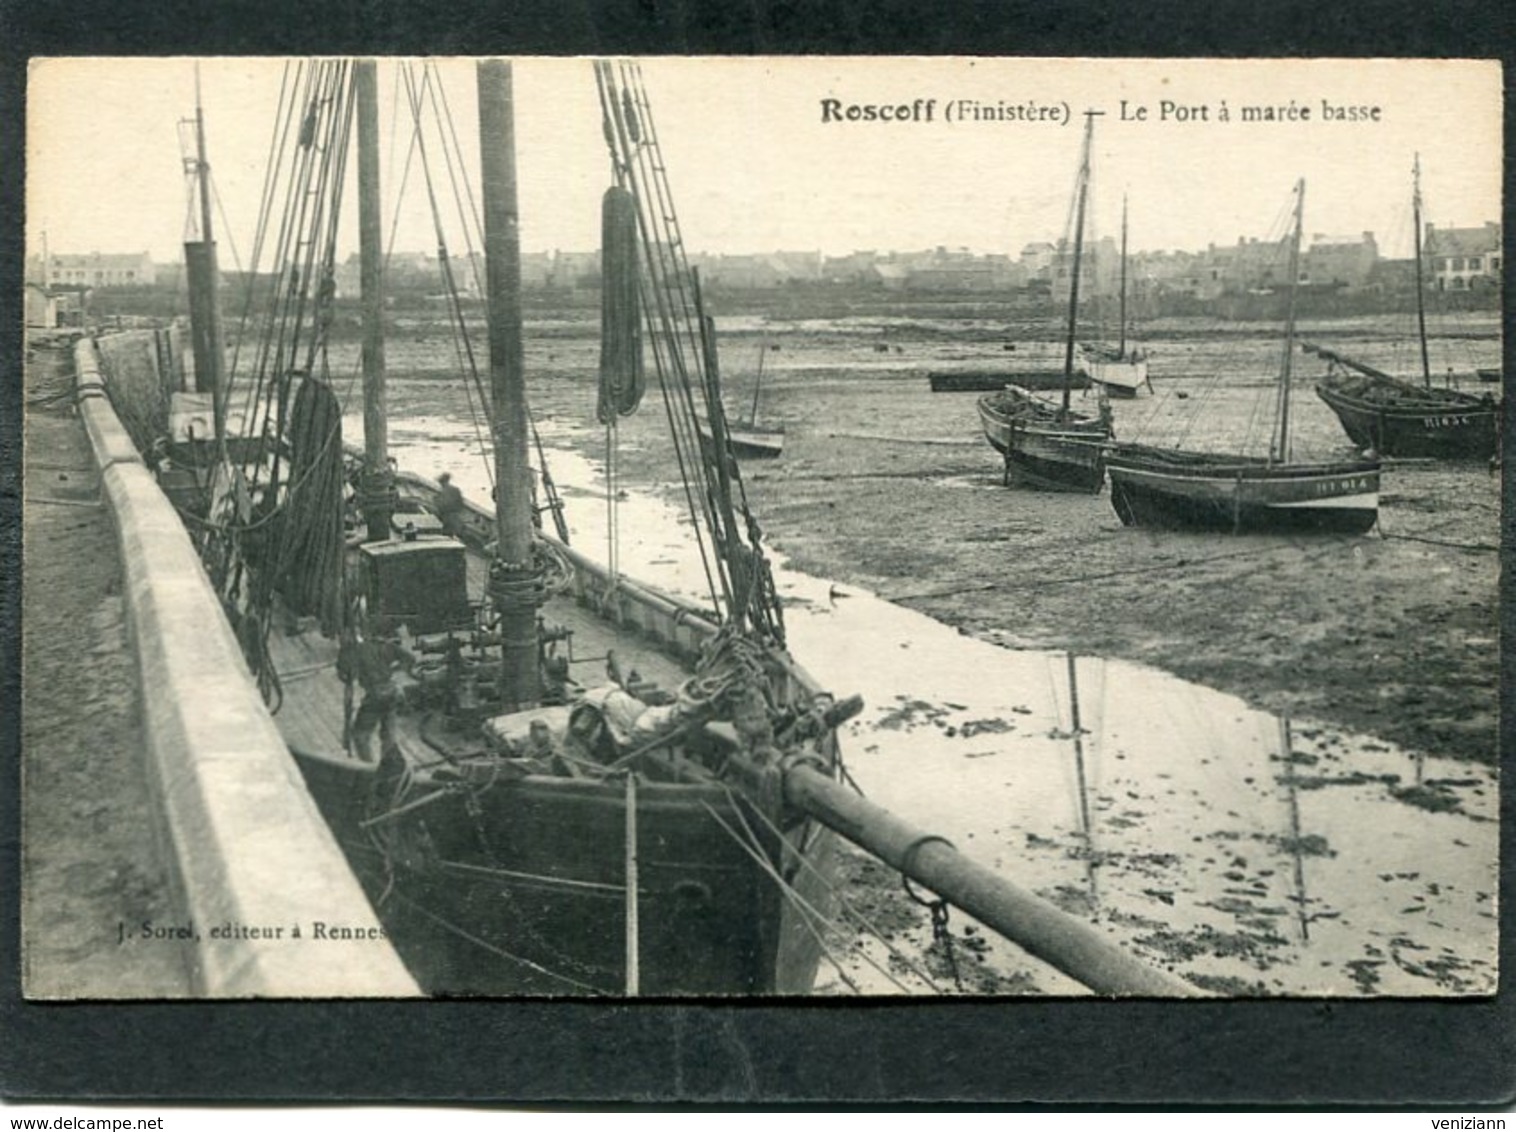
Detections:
[21, 341, 190, 998]
[374, 307, 1500, 766]
[357, 306, 1500, 997]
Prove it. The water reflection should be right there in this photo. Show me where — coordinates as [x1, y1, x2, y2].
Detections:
[346, 396, 1497, 998]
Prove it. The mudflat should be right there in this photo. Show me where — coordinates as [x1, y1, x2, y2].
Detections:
[477, 304, 1500, 768]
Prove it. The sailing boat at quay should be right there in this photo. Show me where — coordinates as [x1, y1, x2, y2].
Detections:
[977, 110, 1114, 493]
[1307, 156, 1500, 462]
[1079, 196, 1151, 398]
[1104, 179, 1382, 534]
[156, 58, 1186, 997]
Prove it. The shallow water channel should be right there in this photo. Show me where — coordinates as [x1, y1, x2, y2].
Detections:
[342, 385, 1497, 998]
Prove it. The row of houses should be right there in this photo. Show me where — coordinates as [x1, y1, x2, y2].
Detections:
[28, 250, 159, 288]
[27, 220, 1500, 301]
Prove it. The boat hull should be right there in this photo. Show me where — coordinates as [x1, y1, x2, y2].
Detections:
[1315, 378, 1499, 461]
[930, 370, 1092, 394]
[295, 757, 835, 995]
[978, 386, 1110, 493]
[1105, 445, 1381, 534]
[279, 461, 839, 996]
[697, 420, 785, 459]
[1081, 351, 1149, 397]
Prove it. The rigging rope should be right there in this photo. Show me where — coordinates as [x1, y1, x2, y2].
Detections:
[716, 782, 947, 993]
[593, 59, 786, 643]
[599, 185, 645, 422]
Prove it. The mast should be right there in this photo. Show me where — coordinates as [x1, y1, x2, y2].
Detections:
[355, 60, 394, 542]
[747, 342, 766, 427]
[1412, 153, 1432, 388]
[1272, 178, 1306, 466]
[477, 59, 541, 710]
[1117, 196, 1128, 358]
[1060, 111, 1097, 415]
[185, 63, 227, 442]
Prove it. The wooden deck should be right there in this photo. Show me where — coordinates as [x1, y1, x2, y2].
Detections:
[266, 541, 693, 767]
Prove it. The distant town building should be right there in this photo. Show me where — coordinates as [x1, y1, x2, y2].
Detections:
[33, 251, 157, 287]
[821, 250, 881, 285]
[1018, 241, 1057, 281]
[1424, 222, 1501, 291]
[1050, 235, 1118, 304]
[904, 246, 1021, 292]
[1304, 231, 1379, 289]
[699, 249, 825, 288]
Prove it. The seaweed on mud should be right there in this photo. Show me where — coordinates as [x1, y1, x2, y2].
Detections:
[1184, 972, 1275, 997]
[875, 696, 951, 731]
[1106, 908, 1171, 933]
[922, 935, 1043, 996]
[1041, 884, 1098, 918]
[1387, 939, 1482, 992]
[1276, 833, 1335, 858]
[1389, 782, 1465, 814]
[1287, 770, 1401, 791]
[1345, 958, 1384, 993]
[834, 851, 923, 935]
[1132, 923, 1290, 968]
[1203, 896, 1289, 918]
[1270, 749, 1320, 766]
[1130, 852, 1180, 869]
[958, 718, 1013, 738]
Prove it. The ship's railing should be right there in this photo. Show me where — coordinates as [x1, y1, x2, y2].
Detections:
[78, 336, 420, 998]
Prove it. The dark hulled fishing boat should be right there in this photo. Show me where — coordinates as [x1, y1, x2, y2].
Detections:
[1105, 180, 1381, 535]
[1307, 347, 1499, 461]
[1308, 158, 1498, 462]
[977, 388, 1111, 491]
[930, 369, 1089, 394]
[1103, 445, 1381, 533]
[977, 110, 1113, 493]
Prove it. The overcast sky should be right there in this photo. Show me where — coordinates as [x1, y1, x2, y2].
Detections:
[26, 56, 1502, 267]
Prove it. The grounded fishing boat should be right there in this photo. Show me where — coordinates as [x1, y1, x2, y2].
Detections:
[977, 110, 1114, 493]
[1105, 180, 1382, 534]
[1307, 157, 1499, 461]
[929, 369, 1088, 394]
[136, 57, 1191, 999]
[1080, 197, 1151, 398]
[695, 334, 784, 459]
[729, 339, 785, 458]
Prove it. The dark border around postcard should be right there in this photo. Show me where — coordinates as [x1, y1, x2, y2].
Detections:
[0, 0, 1512, 1107]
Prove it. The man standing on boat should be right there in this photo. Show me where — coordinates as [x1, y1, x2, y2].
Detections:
[339, 614, 414, 764]
[435, 472, 465, 538]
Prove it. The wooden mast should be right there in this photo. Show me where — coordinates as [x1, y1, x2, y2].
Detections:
[1412, 154, 1432, 388]
[477, 59, 541, 709]
[355, 59, 394, 542]
[1060, 112, 1097, 416]
[747, 342, 766, 428]
[1271, 179, 1306, 466]
[1117, 196, 1129, 359]
[185, 63, 227, 443]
